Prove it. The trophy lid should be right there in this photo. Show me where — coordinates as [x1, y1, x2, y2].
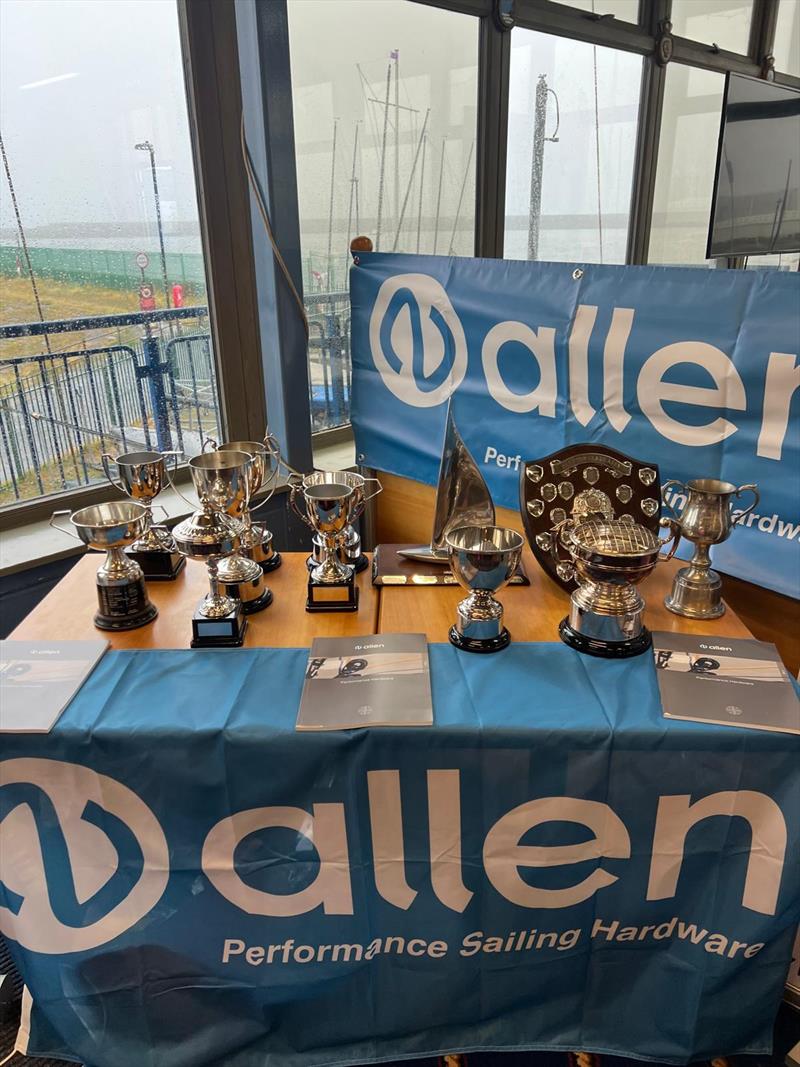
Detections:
[569, 517, 659, 560]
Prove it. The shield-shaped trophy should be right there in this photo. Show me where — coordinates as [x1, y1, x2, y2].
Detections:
[519, 443, 662, 590]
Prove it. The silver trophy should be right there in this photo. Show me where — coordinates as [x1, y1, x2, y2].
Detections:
[50, 502, 158, 631]
[553, 515, 680, 657]
[399, 401, 494, 564]
[101, 449, 185, 579]
[291, 481, 359, 612]
[298, 470, 381, 574]
[662, 478, 759, 619]
[172, 451, 252, 646]
[446, 525, 524, 653]
[212, 438, 282, 573]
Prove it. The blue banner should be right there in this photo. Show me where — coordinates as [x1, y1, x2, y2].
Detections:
[350, 254, 800, 598]
[1, 647, 799, 1066]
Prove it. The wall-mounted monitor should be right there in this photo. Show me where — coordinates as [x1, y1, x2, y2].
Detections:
[707, 72, 800, 259]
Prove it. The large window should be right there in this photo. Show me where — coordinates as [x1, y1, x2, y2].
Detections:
[670, 0, 753, 55]
[0, 0, 220, 508]
[287, 0, 479, 432]
[504, 29, 642, 263]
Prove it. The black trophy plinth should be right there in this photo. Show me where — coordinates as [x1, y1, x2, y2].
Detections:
[95, 577, 158, 632]
[261, 551, 282, 573]
[558, 617, 652, 658]
[448, 625, 511, 654]
[127, 546, 186, 581]
[191, 599, 248, 647]
[306, 575, 359, 613]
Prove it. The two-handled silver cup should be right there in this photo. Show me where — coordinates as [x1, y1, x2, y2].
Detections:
[290, 481, 359, 612]
[102, 449, 185, 579]
[553, 515, 680, 657]
[298, 470, 381, 574]
[662, 478, 759, 619]
[171, 451, 254, 646]
[210, 437, 282, 573]
[50, 501, 158, 631]
[446, 525, 524, 653]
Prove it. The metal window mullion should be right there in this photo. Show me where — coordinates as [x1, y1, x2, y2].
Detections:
[669, 37, 761, 76]
[748, 0, 778, 69]
[475, 15, 511, 258]
[513, 0, 655, 54]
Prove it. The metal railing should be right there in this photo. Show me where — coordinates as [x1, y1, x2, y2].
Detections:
[0, 296, 353, 505]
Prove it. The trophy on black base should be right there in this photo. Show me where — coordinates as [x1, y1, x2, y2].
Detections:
[291, 482, 359, 612]
[50, 502, 159, 631]
[446, 525, 523, 653]
[102, 449, 184, 580]
[213, 437, 283, 573]
[297, 470, 381, 574]
[552, 515, 680, 658]
[172, 451, 253, 647]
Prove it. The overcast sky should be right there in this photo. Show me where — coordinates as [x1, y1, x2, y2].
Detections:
[0, 0, 202, 251]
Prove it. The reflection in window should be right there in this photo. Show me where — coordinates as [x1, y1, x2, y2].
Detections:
[504, 29, 642, 264]
[670, 0, 752, 55]
[774, 0, 800, 76]
[648, 65, 725, 265]
[548, 0, 640, 23]
[745, 252, 800, 271]
[0, 0, 219, 506]
[287, 0, 478, 432]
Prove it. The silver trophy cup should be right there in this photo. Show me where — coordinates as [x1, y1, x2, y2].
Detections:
[446, 525, 524, 653]
[101, 449, 185, 580]
[299, 470, 381, 574]
[291, 481, 359, 612]
[213, 438, 282, 573]
[554, 515, 680, 657]
[50, 502, 158, 631]
[172, 451, 253, 645]
[662, 478, 759, 619]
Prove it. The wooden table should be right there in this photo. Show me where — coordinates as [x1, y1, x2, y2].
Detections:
[378, 546, 753, 643]
[10, 553, 378, 648]
[11, 548, 752, 648]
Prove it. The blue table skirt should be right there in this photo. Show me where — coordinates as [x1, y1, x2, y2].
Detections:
[1, 643, 798, 1067]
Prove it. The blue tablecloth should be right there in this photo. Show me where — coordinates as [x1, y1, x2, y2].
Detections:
[1, 643, 798, 1067]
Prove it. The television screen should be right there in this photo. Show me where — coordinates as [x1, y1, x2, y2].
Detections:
[707, 73, 800, 258]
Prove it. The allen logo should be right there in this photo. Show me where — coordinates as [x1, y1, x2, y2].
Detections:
[0, 759, 169, 953]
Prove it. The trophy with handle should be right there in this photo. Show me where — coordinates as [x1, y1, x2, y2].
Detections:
[171, 451, 254, 646]
[101, 449, 184, 580]
[298, 470, 381, 574]
[290, 481, 359, 612]
[662, 478, 759, 619]
[50, 502, 158, 631]
[211, 438, 282, 572]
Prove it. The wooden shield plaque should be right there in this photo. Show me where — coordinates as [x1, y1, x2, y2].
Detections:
[519, 443, 662, 591]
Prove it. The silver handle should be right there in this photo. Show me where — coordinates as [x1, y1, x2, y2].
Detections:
[657, 518, 681, 562]
[733, 483, 759, 524]
[101, 453, 125, 494]
[49, 509, 81, 541]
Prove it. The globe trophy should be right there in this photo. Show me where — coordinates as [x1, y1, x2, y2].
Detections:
[171, 451, 252, 646]
[101, 449, 184, 579]
[446, 525, 524, 653]
[290, 481, 359, 612]
[50, 502, 158, 631]
[662, 478, 759, 619]
[553, 515, 680, 657]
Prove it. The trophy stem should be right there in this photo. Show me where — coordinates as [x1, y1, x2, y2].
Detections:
[664, 540, 724, 619]
[201, 558, 237, 619]
[685, 541, 712, 581]
[101, 546, 136, 581]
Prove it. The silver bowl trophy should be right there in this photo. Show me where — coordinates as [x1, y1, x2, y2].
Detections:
[101, 449, 185, 579]
[298, 470, 381, 574]
[172, 451, 252, 647]
[50, 502, 158, 631]
[662, 477, 759, 619]
[291, 481, 359, 612]
[211, 438, 282, 573]
[553, 515, 680, 658]
[446, 525, 524, 653]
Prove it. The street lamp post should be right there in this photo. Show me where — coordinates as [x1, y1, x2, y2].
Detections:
[135, 140, 170, 309]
